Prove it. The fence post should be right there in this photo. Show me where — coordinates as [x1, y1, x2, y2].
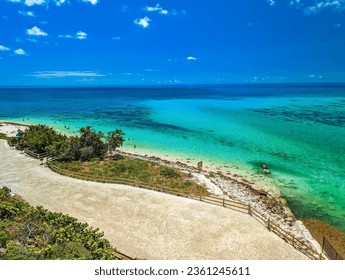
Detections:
[248, 204, 252, 215]
[292, 235, 295, 247]
[222, 197, 225, 207]
[267, 218, 271, 231]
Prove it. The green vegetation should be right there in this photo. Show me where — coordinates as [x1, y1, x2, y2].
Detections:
[0, 187, 119, 260]
[18, 124, 68, 155]
[11, 124, 125, 161]
[53, 157, 208, 196]
[0, 132, 8, 140]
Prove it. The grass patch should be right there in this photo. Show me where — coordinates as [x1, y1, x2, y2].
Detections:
[54, 156, 208, 196]
[0, 133, 8, 140]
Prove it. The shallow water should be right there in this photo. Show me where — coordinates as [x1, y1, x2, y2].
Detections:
[1, 84, 345, 232]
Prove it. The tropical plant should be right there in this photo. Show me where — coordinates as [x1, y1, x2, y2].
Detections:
[0, 187, 119, 260]
[106, 129, 125, 154]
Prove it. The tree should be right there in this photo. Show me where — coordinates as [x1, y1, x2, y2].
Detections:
[106, 129, 125, 154]
[17, 125, 67, 155]
[78, 126, 107, 160]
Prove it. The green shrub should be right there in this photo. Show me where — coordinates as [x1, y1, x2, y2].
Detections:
[160, 168, 180, 179]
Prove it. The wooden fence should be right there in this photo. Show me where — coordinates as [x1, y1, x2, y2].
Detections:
[45, 159, 326, 260]
[23, 149, 48, 160]
[322, 237, 343, 260]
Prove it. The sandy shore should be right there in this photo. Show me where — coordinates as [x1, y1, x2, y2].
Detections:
[0, 122, 321, 258]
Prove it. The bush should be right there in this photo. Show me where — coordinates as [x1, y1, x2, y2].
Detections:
[0, 187, 119, 260]
[160, 168, 180, 179]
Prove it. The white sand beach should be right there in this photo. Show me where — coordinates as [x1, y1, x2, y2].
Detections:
[0, 123, 314, 259]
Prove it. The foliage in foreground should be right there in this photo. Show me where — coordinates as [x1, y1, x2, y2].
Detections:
[0, 187, 119, 260]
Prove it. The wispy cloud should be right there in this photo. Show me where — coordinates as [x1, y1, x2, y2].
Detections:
[58, 34, 73, 39]
[8, 0, 100, 6]
[267, 0, 275, 6]
[55, 0, 67, 6]
[144, 69, 161, 72]
[0, 45, 11, 51]
[27, 26, 48, 36]
[31, 71, 105, 78]
[145, 4, 168, 15]
[82, 0, 99, 5]
[18, 10, 35, 17]
[304, 0, 345, 14]
[14, 48, 26, 55]
[24, 0, 45, 6]
[289, 0, 345, 14]
[119, 4, 128, 12]
[134, 16, 151, 28]
[187, 56, 198, 61]
[171, 9, 187, 16]
[76, 31, 87, 40]
[59, 31, 87, 40]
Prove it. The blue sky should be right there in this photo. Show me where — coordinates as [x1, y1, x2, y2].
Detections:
[0, 0, 345, 85]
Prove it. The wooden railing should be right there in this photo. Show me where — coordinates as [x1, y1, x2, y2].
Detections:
[114, 250, 135, 260]
[23, 149, 48, 160]
[322, 237, 343, 260]
[46, 160, 325, 260]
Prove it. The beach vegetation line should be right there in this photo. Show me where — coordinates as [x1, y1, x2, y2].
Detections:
[10, 124, 125, 162]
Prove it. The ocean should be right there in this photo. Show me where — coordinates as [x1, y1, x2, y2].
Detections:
[1, 84, 344, 232]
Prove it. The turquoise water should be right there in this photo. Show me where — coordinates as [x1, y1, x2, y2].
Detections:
[1, 85, 345, 232]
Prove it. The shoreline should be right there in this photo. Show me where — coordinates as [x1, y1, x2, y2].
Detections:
[0, 121, 323, 255]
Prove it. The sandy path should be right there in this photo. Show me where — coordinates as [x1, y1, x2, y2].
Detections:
[0, 140, 308, 259]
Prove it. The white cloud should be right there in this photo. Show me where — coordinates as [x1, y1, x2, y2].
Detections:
[14, 48, 26, 55]
[145, 4, 169, 15]
[58, 34, 73, 38]
[289, 0, 345, 14]
[134, 17, 151, 28]
[112, 36, 121, 40]
[28, 38, 39, 43]
[9, 0, 100, 6]
[55, 0, 66, 6]
[187, 56, 197, 61]
[0, 45, 10, 51]
[267, 0, 275, 6]
[25, 0, 45, 6]
[82, 0, 99, 5]
[31, 71, 105, 78]
[58, 31, 88, 40]
[18, 10, 35, 17]
[303, 0, 345, 14]
[76, 31, 87, 40]
[27, 26, 48, 36]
